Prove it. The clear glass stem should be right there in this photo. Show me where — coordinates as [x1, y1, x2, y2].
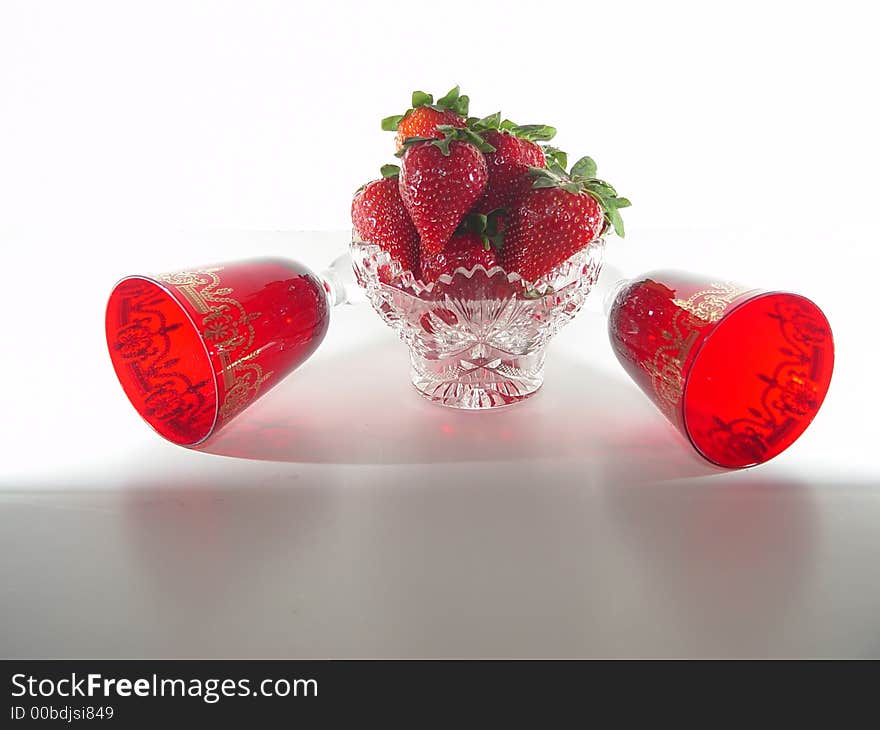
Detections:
[582, 261, 630, 316]
[319, 251, 364, 307]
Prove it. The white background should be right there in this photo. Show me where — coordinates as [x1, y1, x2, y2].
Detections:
[2, 0, 878, 238]
[1, 1, 878, 657]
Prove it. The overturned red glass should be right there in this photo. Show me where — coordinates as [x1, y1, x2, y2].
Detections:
[106, 258, 330, 446]
[106, 250, 836, 469]
[607, 270, 834, 468]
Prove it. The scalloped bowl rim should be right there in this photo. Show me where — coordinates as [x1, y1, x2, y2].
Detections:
[351, 236, 605, 297]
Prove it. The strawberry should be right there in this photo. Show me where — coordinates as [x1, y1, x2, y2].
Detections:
[502, 187, 604, 281]
[466, 115, 556, 214]
[351, 165, 420, 279]
[422, 231, 500, 283]
[501, 156, 630, 281]
[479, 129, 546, 212]
[398, 130, 492, 257]
[395, 107, 466, 151]
[381, 86, 468, 151]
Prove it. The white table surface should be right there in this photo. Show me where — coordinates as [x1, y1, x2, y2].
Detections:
[1, 228, 877, 658]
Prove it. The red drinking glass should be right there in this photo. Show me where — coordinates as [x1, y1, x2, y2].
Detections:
[607, 270, 834, 468]
[106, 257, 330, 446]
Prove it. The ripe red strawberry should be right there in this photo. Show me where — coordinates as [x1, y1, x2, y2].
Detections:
[395, 107, 466, 151]
[398, 138, 489, 257]
[421, 232, 499, 283]
[501, 187, 605, 281]
[501, 156, 630, 280]
[479, 130, 545, 212]
[351, 167, 420, 279]
[381, 86, 469, 151]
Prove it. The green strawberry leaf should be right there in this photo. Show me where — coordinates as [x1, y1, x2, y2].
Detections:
[431, 85, 460, 111]
[434, 124, 496, 154]
[508, 123, 556, 142]
[606, 206, 625, 237]
[455, 208, 507, 251]
[433, 135, 453, 156]
[462, 127, 496, 153]
[542, 146, 568, 170]
[531, 176, 560, 189]
[481, 209, 506, 251]
[570, 156, 597, 180]
[409, 86, 469, 116]
[614, 197, 632, 208]
[485, 208, 505, 234]
[471, 112, 502, 131]
[527, 165, 565, 187]
[394, 135, 440, 157]
[583, 179, 617, 198]
[547, 161, 568, 178]
[411, 90, 433, 108]
[468, 213, 488, 234]
[380, 164, 400, 179]
[381, 114, 404, 131]
[487, 232, 505, 252]
[399, 136, 439, 145]
[488, 120, 557, 142]
[435, 85, 459, 109]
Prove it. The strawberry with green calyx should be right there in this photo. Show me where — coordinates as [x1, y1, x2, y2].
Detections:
[397, 122, 496, 157]
[466, 113, 554, 214]
[352, 164, 421, 280]
[501, 156, 630, 281]
[382, 86, 469, 151]
[398, 127, 493, 256]
[529, 156, 631, 237]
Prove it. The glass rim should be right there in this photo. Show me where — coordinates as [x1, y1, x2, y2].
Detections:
[680, 289, 834, 468]
[106, 273, 220, 447]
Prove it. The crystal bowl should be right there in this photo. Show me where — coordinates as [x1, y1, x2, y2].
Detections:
[351, 235, 605, 409]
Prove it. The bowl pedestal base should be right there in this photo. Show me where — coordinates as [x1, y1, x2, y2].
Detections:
[409, 347, 545, 410]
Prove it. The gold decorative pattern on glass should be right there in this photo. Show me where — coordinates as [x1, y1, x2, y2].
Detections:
[641, 282, 753, 421]
[671, 281, 754, 323]
[160, 268, 272, 422]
